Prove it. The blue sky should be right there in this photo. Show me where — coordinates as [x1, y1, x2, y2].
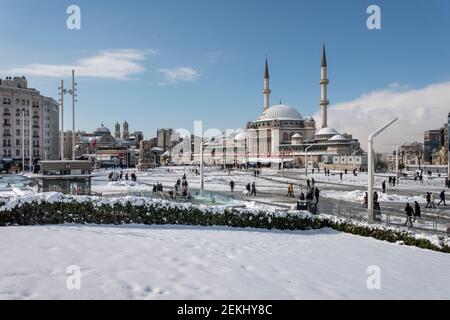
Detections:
[0, 0, 449, 141]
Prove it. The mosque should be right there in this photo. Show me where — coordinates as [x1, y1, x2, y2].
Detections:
[171, 46, 364, 169]
[240, 45, 361, 168]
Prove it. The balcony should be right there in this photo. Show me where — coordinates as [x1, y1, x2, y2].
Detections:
[3, 123, 11, 127]
[3, 112, 11, 117]
[33, 135, 39, 138]
[33, 125, 40, 129]
[3, 134, 11, 137]
[33, 115, 40, 119]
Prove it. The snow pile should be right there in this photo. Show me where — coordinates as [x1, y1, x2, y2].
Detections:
[322, 190, 426, 204]
[108, 181, 136, 187]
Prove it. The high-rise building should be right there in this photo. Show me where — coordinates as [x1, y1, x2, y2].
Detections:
[0, 77, 59, 168]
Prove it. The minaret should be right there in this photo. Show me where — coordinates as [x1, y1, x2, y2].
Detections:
[122, 121, 129, 141]
[263, 59, 271, 111]
[320, 45, 330, 129]
[115, 122, 121, 139]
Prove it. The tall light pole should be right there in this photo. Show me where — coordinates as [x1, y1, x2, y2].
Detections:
[368, 118, 398, 222]
[352, 149, 361, 170]
[71, 70, 78, 160]
[21, 109, 25, 171]
[305, 145, 313, 177]
[447, 113, 450, 178]
[200, 136, 204, 192]
[58, 80, 65, 160]
[29, 104, 32, 172]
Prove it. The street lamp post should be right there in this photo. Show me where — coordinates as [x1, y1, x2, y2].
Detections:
[352, 149, 361, 170]
[200, 132, 225, 192]
[368, 118, 398, 222]
[21, 109, 25, 172]
[305, 145, 313, 177]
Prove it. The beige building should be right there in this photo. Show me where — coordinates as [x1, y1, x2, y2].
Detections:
[0, 76, 59, 169]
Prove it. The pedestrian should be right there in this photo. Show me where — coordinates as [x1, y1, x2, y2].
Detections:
[388, 176, 392, 186]
[345, 169, 348, 175]
[251, 182, 257, 196]
[363, 192, 368, 209]
[373, 191, 379, 203]
[246, 183, 251, 196]
[307, 179, 311, 190]
[340, 172, 343, 180]
[229, 180, 235, 193]
[125, 173, 129, 181]
[382, 181, 386, 194]
[299, 192, 306, 201]
[119, 171, 123, 181]
[438, 190, 446, 206]
[446, 178, 449, 189]
[108, 171, 113, 181]
[311, 178, 315, 186]
[430, 192, 437, 209]
[425, 192, 431, 208]
[392, 177, 396, 187]
[314, 187, 320, 204]
[404, 203, 414, 228]
[413, 201, 421, 222]
[419, 174, 423, 184]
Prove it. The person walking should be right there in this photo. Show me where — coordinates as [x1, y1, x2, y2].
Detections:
[363, 192, 368, 209]
[246, 183, 251, 196]
[392, 177, 396, 187]
[251, 182, 257, 196]
[404, 203, 414, 228]
[306, 179, 311, 190]
[340, 172, 343, 180]
[413, 201, 421, 222]
[425, 192, 431, 208]
[430, 192, 437, 209]
[229, 180, 235, 193]
[373, 191, 379, 203]
[314, 187, 320, 204]
[382, 181, 386, 194]
[311, 178, 315, 186]
[438, 190, 446, 206]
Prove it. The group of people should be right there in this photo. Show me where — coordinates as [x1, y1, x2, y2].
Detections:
[108, 171, 137, 182]
[404, 202, 422, 227]
[425, 190, 446, 208]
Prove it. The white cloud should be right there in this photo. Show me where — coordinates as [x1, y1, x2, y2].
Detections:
[314, 82, 450, 152]
[157, 66, 200, 85]
[3, 49, 156, 80]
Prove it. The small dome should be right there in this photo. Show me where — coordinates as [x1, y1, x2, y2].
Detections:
[257, 104, 303, 122]
[316, 127, 340, 136]
[94, 124, 111, 135]
[329, 134, 348, 142]
[291, 133, 302, 138]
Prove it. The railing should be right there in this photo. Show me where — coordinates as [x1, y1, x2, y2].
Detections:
[330, 201, 449, 235]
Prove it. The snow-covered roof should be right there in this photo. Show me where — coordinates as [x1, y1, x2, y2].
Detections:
[256, 104, 303, 122]
[329, 134, 348, 141]
[316, 127, 340, 136]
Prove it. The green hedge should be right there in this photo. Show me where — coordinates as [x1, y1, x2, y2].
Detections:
[0, 199, 449, 254]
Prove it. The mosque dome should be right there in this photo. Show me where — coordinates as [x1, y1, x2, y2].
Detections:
[257, 104, 304, 122]
[329, 134, 348, 142]
[94, 123, 111, 135]
[316, 127, 340, 136]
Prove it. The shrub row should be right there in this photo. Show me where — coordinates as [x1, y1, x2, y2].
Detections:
[0, 199, 448, 254]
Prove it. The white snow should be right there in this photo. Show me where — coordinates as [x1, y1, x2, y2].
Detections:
[0, 224, 449, 300]
[322, 190, 427, 204]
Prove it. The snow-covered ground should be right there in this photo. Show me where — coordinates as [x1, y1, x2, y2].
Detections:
[1, 224, 449, 300]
